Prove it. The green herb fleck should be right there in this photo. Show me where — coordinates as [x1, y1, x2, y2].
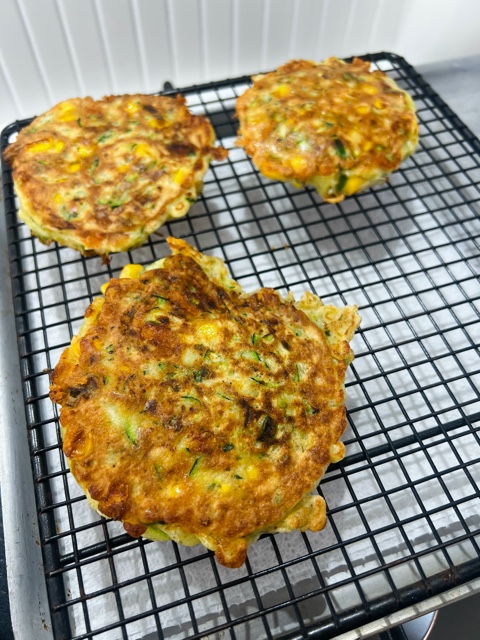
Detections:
[234, 474, 243, 480]
[193, 368, 206, 383]
[216, 392, 233, 401]
[59, 206, 77, 221]
[125, 424, 137, 445]
[223, 443, 234, 452]
[337, 173, 348, 192]
[108, 196, 126, 209]
[334, 137, 347, 159]
[97, 131, 112, 143]
[181, 395, 201, 404]
[303, 400, 319, 415]
[189, 457, 200, 476]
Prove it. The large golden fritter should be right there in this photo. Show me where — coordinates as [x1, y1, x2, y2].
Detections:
[3, 95, 227, 257]
[235, 57, 419, 202]
[50, 237, 360, 568]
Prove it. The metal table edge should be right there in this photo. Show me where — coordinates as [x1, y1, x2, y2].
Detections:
[0, 193, 54, 640]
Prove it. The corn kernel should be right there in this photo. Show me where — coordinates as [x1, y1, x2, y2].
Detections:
[363, 140, 373, 151]
[219, 484, 232, 495]
[126, 101, 140, 113]
[76, 144, 94, 158]
[374, 98, 384, 110]
[119, 264, 144, 279]
[167, 484, 183, 498]
[245, 465, 259, 481]
[274, 83, 290, 98]
[344, 175, 365, 196]
[67, 162, 81, 173]
[57, 102, 78, 122]
[54, 193, 63, 204]
[197, 322, 219, 341]
[360, 83, 377, 95]
[355, 104, 370, 115]
[290, 156, 307, 173]
[134, 142, 154, 158]
[173, 167, 189, 185]
[27, 139, 53, 154]
[146, 116, 166, 130]
[117, 163, 130, 173]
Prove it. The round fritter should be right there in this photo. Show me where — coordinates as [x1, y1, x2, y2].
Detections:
[235, 57, 419, 202]
[3, 94, 227, 257]
[50, 237, 360, 568]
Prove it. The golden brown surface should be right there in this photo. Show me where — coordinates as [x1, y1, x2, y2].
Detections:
[50, 237, 360, 567]
[3, 94, 227, 257]
[236, 57, 419, 202]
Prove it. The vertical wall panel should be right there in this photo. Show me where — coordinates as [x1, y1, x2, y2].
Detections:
[167, 0, 203, 86]
[315, 0, 350, 60]
[200, 0, 232, 82]
[290, 0, 327, 61]
[16, 0, 79, 104]
[262, 0, 297, 71]
[1, 0, 480, 131]
[340, 0, 381, 58]
[397, 0, 480, 64]
[57, 0, 112, 98]
[93, 0, 143, 94]
[0, 0, 49, 118]
[233, 0, 266, 76]
[131, 0, 173, 93]
[365, 0, 406, 57]
[0, 52, 20, 127]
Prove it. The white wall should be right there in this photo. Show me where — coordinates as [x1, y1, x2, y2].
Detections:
[1, 0, 479, 131]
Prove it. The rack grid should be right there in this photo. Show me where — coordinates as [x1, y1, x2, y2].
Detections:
[1, 52, 480, 640]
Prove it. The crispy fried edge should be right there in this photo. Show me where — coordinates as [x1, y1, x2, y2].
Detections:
[235, 57, 419, 203]
[4, 95, 227, 257]
[51, 237, 361, 567]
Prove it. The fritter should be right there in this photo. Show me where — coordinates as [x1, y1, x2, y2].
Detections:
[3, 94, 227, 257]
[50, 237, 360, 568]
[235, 57, 419, 202]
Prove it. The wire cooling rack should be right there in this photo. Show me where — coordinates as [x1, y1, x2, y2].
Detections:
[1, 52, 480, 640]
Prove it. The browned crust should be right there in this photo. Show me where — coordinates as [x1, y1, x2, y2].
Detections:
[235, 57, 418, 199]
[4, 94, 227, 256]
[50, 238, 360, 566]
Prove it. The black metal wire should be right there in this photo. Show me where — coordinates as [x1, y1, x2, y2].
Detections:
[1, 52, 480, 640]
